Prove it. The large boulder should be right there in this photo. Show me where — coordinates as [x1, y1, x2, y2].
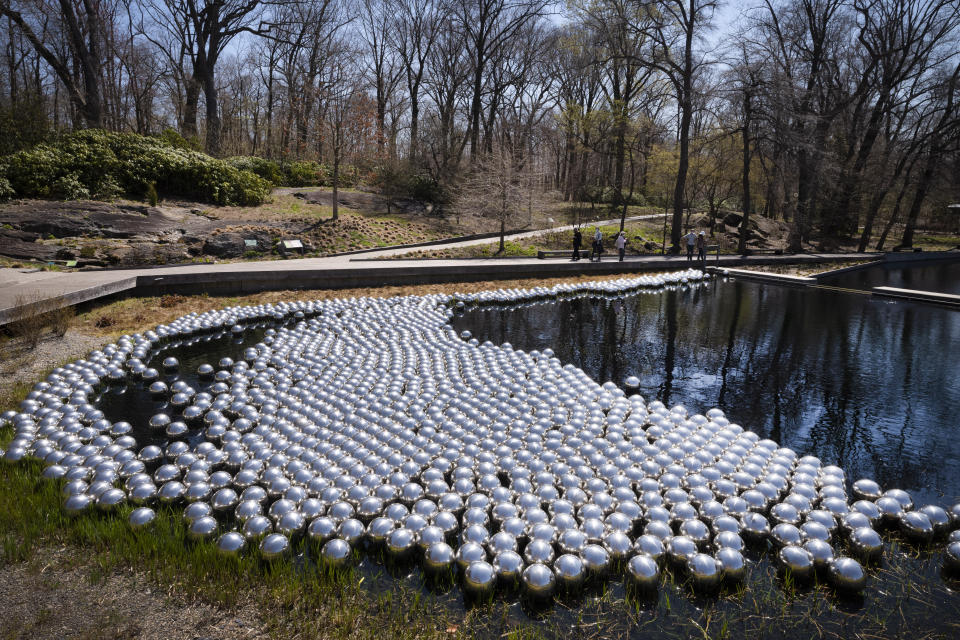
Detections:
[202, 232, 246, 258]
[722, 212, 743, 227]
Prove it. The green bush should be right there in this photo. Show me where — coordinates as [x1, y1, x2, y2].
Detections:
[285, 161, 322, 186]
[0, 130, 270, 206]
[0, 176, 14, 200]
[226, 157, 324, 187]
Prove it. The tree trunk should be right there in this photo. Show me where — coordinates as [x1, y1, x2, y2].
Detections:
[203, 67, 221, 155]
[876, 175, 912, 251]
[899, 149, 937, 249]
[469, 60, 483, 159]
[332, 151, 340, 221]
[739, 90, 751, 254]
[671, 23, 694, 251]
[182, 77, 201, 138]
[409, 95, 419, 159]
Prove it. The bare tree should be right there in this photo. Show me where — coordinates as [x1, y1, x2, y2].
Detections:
[135, 0, 267, 154]
[637, 0, 719, 251]
[454, 0, 549, 160]
[1, 0, 109, 127]
[454, 145, 542, 251]
[389, 0, 448, 160]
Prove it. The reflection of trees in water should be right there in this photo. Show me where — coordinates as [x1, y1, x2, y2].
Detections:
[453, 281, 960, 501]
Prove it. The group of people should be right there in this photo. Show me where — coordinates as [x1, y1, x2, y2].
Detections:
[572, 227, 627, 263]
[571, 226, 709, 263]
[683, 230, 708, 262]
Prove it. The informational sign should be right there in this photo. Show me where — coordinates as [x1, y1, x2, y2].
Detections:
[283, 239, 303, 250]
[244, 239, 258, 248]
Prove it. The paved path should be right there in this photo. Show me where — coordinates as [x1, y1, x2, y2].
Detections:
[0, 244, 877, 324]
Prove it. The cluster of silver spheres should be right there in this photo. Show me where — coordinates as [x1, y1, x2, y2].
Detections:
[3, 269, 960, 607]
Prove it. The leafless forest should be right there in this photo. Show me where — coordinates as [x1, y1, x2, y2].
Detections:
[1, 0, 959, 251]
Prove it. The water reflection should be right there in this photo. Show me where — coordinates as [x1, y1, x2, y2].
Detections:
[96, 324, 273, 448]
[821, 259, 960, 294]
[453, 279, 960, 505]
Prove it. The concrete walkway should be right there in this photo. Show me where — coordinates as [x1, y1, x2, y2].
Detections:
[0, 246, 875, 324]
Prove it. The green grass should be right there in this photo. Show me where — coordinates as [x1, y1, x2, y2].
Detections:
[0, 458, 463, 640]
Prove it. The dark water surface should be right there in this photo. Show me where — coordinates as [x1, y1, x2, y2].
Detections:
[97, 323, 274, 449]
[821, 259, 960, 294]
[452, 278, 960, 507]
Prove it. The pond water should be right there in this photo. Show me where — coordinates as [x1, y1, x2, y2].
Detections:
[820, 258, 960, 294]
[451, 278, 960, 507]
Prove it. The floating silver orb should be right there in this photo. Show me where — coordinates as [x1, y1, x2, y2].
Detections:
[64, 493, 93, 516]
[96, 488, 126, 511]
[687, 553, 720, 591]
[493, 550, 524, 587]
[581, 543, 611, 578]
[242, 515, 273, 541]
[944, 541, 960, 572]
[918, 505, 951, 536]
[424, 542, 456, 576]
[188, 515, 218, 541]
[183, 501, 212, 524]
[828, 556, 867, 593]
[626, 553, 660, 592]
[715, 547, 746, 582]
[803, 539, 834, 569]
[455, 541, 487, 573]
[852, 479, 882, 501]
[778, 545, 814, 581]
[900, 511, 935, 544]
[387, 527, 417, 562]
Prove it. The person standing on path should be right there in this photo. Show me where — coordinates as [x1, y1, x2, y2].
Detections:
[572, 228, 582, 261]
[593, 227, 603, 262]
[684, 230, 697, 261]
[616, 231, 626, 262]
[696, 231, 706, 262]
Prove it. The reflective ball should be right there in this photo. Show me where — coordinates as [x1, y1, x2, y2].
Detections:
[626, 553, 660, 592]
[463, 561, 497, 599]
[778, 545, 814, 581]
[715, 547, 746, 583]
[321, 538, 353, 568]
[552, 553, 586, 593]
[900, 510, 935, 544]
[188, 515, 218, 541]
[687, 553, 720, 591]
[423, 542, 456, 576]
[260, 533, 291, 560]
[520, 562, 555, 601]
[129, 507, 156, 530]
[828, 556, 867, 593]
[217, 531, 246, 556]
[943, 541, 960, 572]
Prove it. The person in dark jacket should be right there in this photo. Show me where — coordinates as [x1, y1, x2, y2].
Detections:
[572, 228, 582, 261]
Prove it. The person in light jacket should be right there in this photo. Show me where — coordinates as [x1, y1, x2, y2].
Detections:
[615, 231, 626, 262]
[592, 227, 603, 262]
